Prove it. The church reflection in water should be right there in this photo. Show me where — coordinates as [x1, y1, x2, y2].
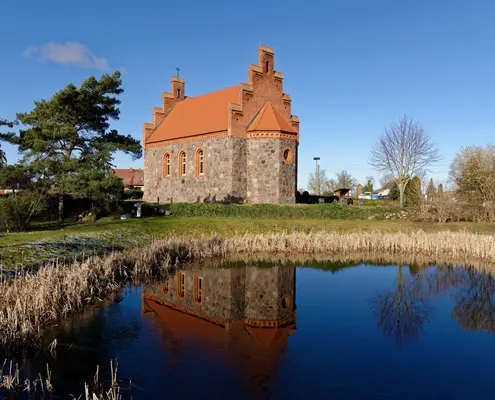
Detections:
[141, 265, 296, 389]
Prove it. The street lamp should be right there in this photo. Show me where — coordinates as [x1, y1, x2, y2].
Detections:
[313, 157, 320, 195]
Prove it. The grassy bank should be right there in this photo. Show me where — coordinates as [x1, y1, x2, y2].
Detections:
[3, 215, 495, 271]
[2, 231, 495, 352]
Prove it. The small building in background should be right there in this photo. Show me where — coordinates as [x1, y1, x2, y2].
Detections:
[334, 188, 351, 199]
[112, 168, 144, 191]
[0, 176, 29, 196]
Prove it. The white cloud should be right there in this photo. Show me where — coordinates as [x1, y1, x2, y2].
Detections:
[23, 42, 110, 71]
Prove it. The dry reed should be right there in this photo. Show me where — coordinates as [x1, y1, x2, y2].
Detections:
[0, 359, 124, 399]
[2, 230, 495, 351]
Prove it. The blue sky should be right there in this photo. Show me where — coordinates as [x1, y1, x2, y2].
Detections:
[1, 0, 494, 190]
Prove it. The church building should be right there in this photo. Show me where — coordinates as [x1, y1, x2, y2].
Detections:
[142, 45, 299, 204]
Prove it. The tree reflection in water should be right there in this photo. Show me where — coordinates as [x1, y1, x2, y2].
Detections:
[372, 264, 495, 343]
[371, 266, 431, 345]
[452, 270, 495, 334]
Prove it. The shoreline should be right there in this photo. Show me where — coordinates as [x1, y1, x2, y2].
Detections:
[4, 216, 495, 272]
[2, 230, 495, 351]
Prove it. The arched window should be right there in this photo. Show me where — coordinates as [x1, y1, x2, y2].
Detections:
[176, 88, 181, 98]
[177, 272, 185, 298]
[265, 61, 269, 73]
[178, 151, 186, 176]
[162, 279, 170, 295]
[195, 148, 205, 176]
[194, 276, 204, 304]
[163, 152, 171, 177]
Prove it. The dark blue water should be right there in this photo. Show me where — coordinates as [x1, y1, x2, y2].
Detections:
[19, 263, 495, 399]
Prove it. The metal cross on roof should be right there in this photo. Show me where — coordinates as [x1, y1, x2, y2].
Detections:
[176, 66, 180, 78]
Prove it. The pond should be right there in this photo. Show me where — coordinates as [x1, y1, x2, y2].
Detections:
[12, 262, 495, 399]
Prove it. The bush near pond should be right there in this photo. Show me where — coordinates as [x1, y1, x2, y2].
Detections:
[150, 203, 404, 220]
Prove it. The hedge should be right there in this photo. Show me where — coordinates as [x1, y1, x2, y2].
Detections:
[142, 202, 403, 220]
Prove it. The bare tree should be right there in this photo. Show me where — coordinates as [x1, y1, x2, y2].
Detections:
[379, 173, 394, 189]
[370, 115, 440, 207]
[308, 169, 335, 195]
[371, 266, 431, 344]
[335, 170, 357, 189]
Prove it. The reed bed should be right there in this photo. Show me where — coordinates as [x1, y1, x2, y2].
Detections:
[2, 230, 495, 351]
[0, 359, 123, 399]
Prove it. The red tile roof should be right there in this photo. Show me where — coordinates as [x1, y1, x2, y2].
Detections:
[113, 168, 144, 187]
[247, 102, 297, 133]
[146, 86, 240, 143]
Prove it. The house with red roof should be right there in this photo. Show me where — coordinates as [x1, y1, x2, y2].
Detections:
[142, 45, 299, 204]
[112, 168, 144, 190]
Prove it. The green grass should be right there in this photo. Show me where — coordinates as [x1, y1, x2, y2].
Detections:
[3, 216, 495, 248]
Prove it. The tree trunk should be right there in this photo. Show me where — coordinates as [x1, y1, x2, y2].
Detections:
[399, 183, 406, 208]
[58, 192, 64, 226]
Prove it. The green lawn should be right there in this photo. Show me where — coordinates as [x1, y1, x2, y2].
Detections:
[3, 216, 495, 247]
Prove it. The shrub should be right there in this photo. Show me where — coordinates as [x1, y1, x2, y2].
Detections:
[405, 176, 422, 208]
[359, 200, 399, 207]
[0, 190, 46, 232]
[122, 189, 144, 200]
[141, 202, 402, 220]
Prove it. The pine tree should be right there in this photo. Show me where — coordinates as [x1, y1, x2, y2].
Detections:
[438, 183, 444, 196]
[0, 72, 141, 224]
[426, 178, 436, 202]
[389, 183, 400, 201]
[405, 176, 422, 208]
[0, 119, 14, 167]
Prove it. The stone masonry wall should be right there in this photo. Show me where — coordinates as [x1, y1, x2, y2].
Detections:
[144, 136, 243, 203]
[143, 265, 295, 326]
[247, 138, 297, 203]
[231, 137, 248, 200]
[279, 138, 298, 203]
[244, 266, 296, 322]
[143, 268, 238, 324]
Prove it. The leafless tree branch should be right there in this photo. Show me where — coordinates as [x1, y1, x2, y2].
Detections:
[369, 115, 441, 207]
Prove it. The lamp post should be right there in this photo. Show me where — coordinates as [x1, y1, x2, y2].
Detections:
[313, 157, 320, 195]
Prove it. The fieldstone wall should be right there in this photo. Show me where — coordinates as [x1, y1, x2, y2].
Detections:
[143, 268, 239, 324]
[279, 139, 298, 204]
[144, 135, 296, 204]
[244, 266, 296, 322]
[143, 136, 238, 203]
[246, 138, 297, 203]
[143, 266, 295, 325]
[231, 137, 248, 200]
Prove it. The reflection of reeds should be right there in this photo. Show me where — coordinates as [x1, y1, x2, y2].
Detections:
[0, 359, 54, 397]
[211, 251, 493, 271]
[0, 359, 122, 399]
[2, 231, 495, 350]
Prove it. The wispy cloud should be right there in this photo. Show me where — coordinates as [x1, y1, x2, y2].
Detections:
[23, 42, 110, 71]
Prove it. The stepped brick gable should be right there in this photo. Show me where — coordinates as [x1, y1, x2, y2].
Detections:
[142, 45, 299, 204]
